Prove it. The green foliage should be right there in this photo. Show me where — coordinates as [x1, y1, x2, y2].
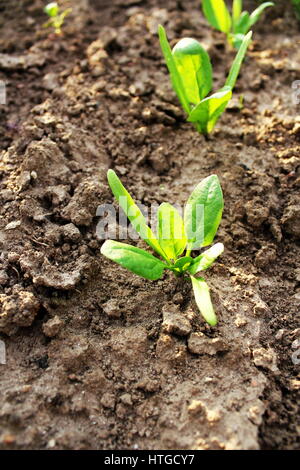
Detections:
[292, 0, 300, 20]
[101, 170, 224, 326]
[202, 0, 274, 48]
[158, 25, 251, 134]
[43, 2, 72, 35]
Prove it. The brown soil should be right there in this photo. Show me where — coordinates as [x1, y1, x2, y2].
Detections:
[0, 0, 299, 450]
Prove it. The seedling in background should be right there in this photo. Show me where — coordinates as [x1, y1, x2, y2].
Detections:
[101, 170, 224, 326]
[43, 2, 72, 35]
[158, 25, 251, 135]
[202, 0, 274, 49]
[292, 0, 300, 20]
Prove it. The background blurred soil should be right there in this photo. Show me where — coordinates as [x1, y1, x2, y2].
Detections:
[0, 0, 299, 450]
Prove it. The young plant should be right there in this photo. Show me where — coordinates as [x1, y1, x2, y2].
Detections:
[101, 170, 224, 326]
[158, 25, 251, 135]
[43, 2, 72, 35]
[202, 0, 274, 49]
[292, 0, 300, 20]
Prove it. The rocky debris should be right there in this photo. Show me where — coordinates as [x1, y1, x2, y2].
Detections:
[102, 299, 121, 318]
[252, 298, 272, 317]
[100, 392, 115, 410]
[32, 268, 82, 290]
[0, 52, 46, 70]
[161, 303, 191, 337]
[86, 39, 108, 76]
[17, 171, 32, 191]
[19, 251, 87, 290]
[62, 179, 107, 226]
[42, 316, 63, 338]
[119, 393, 132, 406]
[269, 216, 282, 242]
[109, 326, 149, 361]
[44, 185, 70, 206]
[55, 337, 90, 372]
[252, 348, 278, 372]
[187, 400, 222, 424]
[187, 400, 207, 417]
[281, 203, 300, 238]
[135, 379, 161, 393]
[0, 270, 9, 286]
[245, 200, 270, 228]
[255, 245, 277, 268]
[187, 332, 228, 356]
[20, 138, 71, 185]
[156, 333, 187, 363]
[97, 27, 118, 49]
[46, 223, 81, 245]
[0, 290, 40, 335]
[234, 315, 248, 327]
[42, 73, 60, 91]
[4, 220, 21, 231]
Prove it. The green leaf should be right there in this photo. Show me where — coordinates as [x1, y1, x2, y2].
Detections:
[107, 170, 168, 262]
[187, 86, 232, 134]
[190, 276, 218, 326]
[232, 33, 246, 49]
[44, 2, 59, 17]
[188, 243, 224, 275]
[225, 31, 252, 89]
[233, 11, 251, 35]
[249, 2, 274, 28]
[248, 2, 274, 28]
[202, 0, 232, 34]
[173, 256, 193, 271]
[157, 203, 187, 260]
[232, 0, 243, 28]
[172, 38, 212, 103]
[101, 240, 166, 281]
[158, 25, 191, 115]
[184, 175, 224, 250]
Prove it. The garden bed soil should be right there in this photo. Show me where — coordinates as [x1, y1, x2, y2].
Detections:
[0, 0, 299, 450]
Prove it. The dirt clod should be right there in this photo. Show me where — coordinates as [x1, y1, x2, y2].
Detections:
[188, 333, 228, 356]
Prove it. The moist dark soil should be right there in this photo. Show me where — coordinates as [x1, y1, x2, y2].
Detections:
[0, 0, 299, 450]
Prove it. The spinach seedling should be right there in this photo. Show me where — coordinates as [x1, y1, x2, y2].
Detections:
[292, 0, 300, 20]
[202, 0, 274, 49]
[158, 25, 251, 135]
[101, 170, 224, 326]
[44, 2, 72, 35]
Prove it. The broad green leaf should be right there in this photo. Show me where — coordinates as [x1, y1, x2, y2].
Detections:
[184, 175, 224, 250]
[188, 243, 224, 275]
[157, 203, 187, 260]
[158, 25, 191, 115]
[44, 2, 59, 17]
[190, 276, 218, 326]
[172, 38, 212, 102]
[187, 86, 232, 134]
[248, 2, 274, 28]
[101, 240, 166, 281]
[107, 170, 168, 262]
[225, 31, 252, 89]
[232, 0, 243, 28]
[233, 11, 251, 35]
[202, 0, 232, 34]
[173, 256, 193, 271]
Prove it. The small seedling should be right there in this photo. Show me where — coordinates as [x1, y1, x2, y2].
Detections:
[101, 170, 224, 326]
[43, 2, 72, 35]
[292, 0, 300, 20]
[158, 25, 251, 135]
[202, 0, 274, 49]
